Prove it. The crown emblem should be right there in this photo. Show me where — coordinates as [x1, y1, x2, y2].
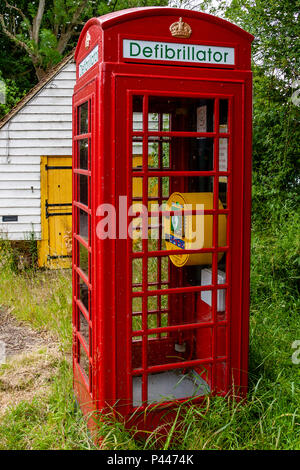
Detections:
[169, 17, 192, 39]
[85, 31, 91, 49]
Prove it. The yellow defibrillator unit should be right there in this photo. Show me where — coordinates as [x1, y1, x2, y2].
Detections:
[164, 192, 227, 267]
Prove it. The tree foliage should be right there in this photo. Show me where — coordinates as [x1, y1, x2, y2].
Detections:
[0, 71, 26, 117]
[183, 0, 300, 222]
[223, 0, 300, 223]
[0, 0, 167, 81]
[224, 0, 299, 84]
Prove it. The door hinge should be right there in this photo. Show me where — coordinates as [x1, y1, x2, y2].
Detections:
[47, 255, 72, 260]
[45, 165, 72, 171]
[45, 200, 72, 218]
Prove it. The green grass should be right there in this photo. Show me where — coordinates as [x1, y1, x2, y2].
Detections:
[0, 360, 96, 450]
[0, 207, 299, 450]
[0, 261, 72, 351]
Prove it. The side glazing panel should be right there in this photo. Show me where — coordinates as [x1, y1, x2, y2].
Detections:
[73, 99, 93, 392]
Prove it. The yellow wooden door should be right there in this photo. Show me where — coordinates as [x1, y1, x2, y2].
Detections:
[39, 156, 72, 268]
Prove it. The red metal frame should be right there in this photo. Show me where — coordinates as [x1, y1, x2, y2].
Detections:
[72, 7, 253, 435]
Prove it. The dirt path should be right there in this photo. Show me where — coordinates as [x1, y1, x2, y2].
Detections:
[0, 308, 51, 357]
[0, 308, 62, 416]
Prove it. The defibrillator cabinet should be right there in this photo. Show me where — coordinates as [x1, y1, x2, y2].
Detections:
[72, 7, 253, 434]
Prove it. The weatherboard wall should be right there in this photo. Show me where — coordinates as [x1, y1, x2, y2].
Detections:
[0, 62, 76, 240]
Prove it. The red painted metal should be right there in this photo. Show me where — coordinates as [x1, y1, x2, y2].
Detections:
[72, 7, 253, 436]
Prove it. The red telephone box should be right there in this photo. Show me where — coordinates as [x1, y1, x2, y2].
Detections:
[72, 7, 253, 434]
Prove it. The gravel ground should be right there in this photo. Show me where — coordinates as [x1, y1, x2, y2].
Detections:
[0, 308, 50, 358]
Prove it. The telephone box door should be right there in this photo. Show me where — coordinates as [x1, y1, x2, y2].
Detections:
[114, 73, 250, 413]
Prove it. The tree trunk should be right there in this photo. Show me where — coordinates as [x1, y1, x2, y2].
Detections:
[34, 66, 48, 81]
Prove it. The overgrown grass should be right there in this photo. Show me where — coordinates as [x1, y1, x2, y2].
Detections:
[0, 252, 72, 351]
[0, 360, 96, 450]
[0, 205, 299, 449]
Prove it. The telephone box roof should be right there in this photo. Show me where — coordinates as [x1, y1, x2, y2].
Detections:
[75, 7, 254, 61]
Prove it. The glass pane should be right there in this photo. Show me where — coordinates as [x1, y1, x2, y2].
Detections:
[79, 342, 89, 381]
[148, 96, 215, 133]
[132, 138, 143, 169]
[162, 114, 171, 131]
[132, 177, 143, 199]
[79, 311, 89, 347]
[219, 176, 228, 208]
[133, 112, 143, 131]
[131, 340, 141, 370]
[132, 96, 143, 131]
[78, 102, 88, 135]
[218, 212, 227, 248]
[79, 277, 89, 312]
[132, 238, 142, 253]
[148, 295, 157, 311]
[219, 138, 228, 171]
[148, 138, 171, 169]
[217, 289, 227, 319]
[148, 113, 159, 131]
[132, 374, 143, 407]
[148, 177, 158, 198]
[148, 256, 157, 285]
[78, 208, 88, 242]
[78, 139, 88, 170]
[217, 252, 227, 285]
[132, 258, 142, 291]
[160, 177, 170, 199]
[79, 242, 89, 278]
[216, 254, 227, 317]
[195, 138, 214, 171]
[219, 99, 229, 133]
[132, 298, 142, 334]
[200, 268, 226, 313]
[78, 174, 88, 206]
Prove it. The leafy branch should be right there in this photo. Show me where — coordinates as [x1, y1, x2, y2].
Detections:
[0, 0, 90, 80]
[0, 0, 46, 79]
[56, 0, 89, 54]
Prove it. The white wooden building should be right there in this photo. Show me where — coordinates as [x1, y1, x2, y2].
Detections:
[0, 51, 76, 266]
[0, 51, 146, 267]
